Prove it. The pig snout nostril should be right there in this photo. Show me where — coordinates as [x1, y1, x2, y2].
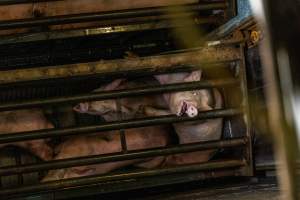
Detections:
[187, 106, 198, 118]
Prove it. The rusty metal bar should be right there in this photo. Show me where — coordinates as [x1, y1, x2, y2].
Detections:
[116, 99, 128, 152]
[0, 137, 247, 176]
[0, 3, 226, 29]
[238, 44, 254, 176]
[0, 46, 240, 85]
[53, 169, 243, 200]
[0, 108, 242, 144]
[0, 0, 62, 5]
[0, 159, 246, 196]
[0, 17, 216, 45]
[0, 79, 238, 111]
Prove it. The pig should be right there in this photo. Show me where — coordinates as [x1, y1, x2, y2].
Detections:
[0, 109, 54, 161]
[154, 70, 213, 117]
[145, 70, 223, 165]
[73, 78, 168, 122]
[42, 126, 171, 181]
[145, 89, 223, 165]
[74, 71, 223, 165]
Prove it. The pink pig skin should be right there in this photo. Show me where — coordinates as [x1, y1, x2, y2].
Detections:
[147, 71, 224, 165]
[73, 79, 167, 122]
[42, 126, 171, 181]
[0, 109, 54, 161]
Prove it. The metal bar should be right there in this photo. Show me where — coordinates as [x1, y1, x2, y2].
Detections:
[0, 3, 226, 29]
[54, 169, 240, 200]
[0, 0, 62, 5]
[0, 137, 246, 176]
[207, 0, 252, 39]
[0, 159, 245, 196]
[0, 22, 167, 45]
[0, 18, 213, 45]
[0, 108, 242, 144]
[0, 46, 240, 85]
[116, 99, 128, 152]
[0, 79, 238, 111]
[238, 44, 254, 176]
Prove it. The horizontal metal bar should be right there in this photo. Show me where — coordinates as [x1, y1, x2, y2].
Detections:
[0, 79, 238, 111]
[0, 137, 247, 176]
[0, 46, 240, 85]
[0, 0, 62, 5]
[0, 108, 242, 144]
[255, 162, 276, 171]
[0, 159, 245, 196]
[0, 3, 226, 29]
[0, 17, 214, 45]
[54, 169, 240, 200]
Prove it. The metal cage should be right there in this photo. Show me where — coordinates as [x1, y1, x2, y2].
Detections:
[0, 1, 254, 199]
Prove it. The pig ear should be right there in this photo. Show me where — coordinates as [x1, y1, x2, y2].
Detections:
[184, 70, 202, 82]
[103, 79, 125, 91]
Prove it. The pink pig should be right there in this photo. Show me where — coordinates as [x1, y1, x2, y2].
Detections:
[73, 79, 167, 122]
[154, 70, 213, 117]
[42, 126, 171, 181]
[145, 70, 224, 165]
[0, 109, 54, 161]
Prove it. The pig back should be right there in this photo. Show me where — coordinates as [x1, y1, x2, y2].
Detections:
[0, 109, 54, 160]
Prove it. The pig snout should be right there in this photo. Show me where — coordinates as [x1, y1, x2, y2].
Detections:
[73, 102, 89, 113]
[187, 105, 198, 117]
[176, 101, 198, 118]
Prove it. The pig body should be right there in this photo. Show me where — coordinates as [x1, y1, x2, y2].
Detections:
[43, 126, 170, 181]
[74, 79, 168, 122]
[147, 71, 224, 165]
[0, 109, 54, 161]
[74, 71, 223, 166]
[145, 89, 223, 165]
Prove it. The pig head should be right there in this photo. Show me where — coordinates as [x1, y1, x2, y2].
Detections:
[155, 70, 212, 117]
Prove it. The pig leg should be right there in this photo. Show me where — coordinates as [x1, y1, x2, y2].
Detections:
[73, 79, 125, 114]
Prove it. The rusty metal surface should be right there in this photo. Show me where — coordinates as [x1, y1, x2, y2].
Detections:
[0, 46, 240, 85]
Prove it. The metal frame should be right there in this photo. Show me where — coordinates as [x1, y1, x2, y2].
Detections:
[0, 40, 253, 199]
[0, 3, 226, 30]
[0, 1, 231, 45]
[0, 0, 62, 5]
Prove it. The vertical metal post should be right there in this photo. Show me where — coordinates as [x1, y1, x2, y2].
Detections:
[116, 99, 128, 152]
[226, 0, 237, 20]
[238, 44, 254, 176]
